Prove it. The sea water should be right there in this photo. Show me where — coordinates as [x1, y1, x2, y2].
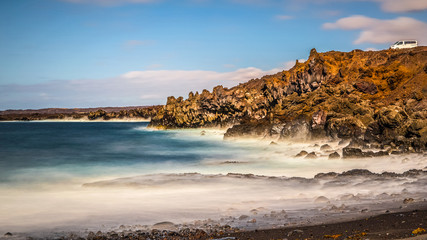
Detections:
[0, 122, 426, 237]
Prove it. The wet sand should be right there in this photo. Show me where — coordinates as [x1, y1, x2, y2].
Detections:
[226, 207, 427, 240]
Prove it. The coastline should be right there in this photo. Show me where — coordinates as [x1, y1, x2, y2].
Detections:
[228, 204, 427, 240]
[0, 123, 426, 240]
[6, 205, 425, 240]
[0, 118, 151, 122]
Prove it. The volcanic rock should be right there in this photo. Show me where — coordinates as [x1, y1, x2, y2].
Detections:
[149, 47, 427, 152]
[328, 152, 340, 159]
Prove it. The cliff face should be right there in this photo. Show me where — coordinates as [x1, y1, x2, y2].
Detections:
[149, 47, 427, 151]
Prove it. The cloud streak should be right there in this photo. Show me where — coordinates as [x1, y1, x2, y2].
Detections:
[323, 15, 427, 44]
[0, 68, 282, 110]
[377, 0, 427, 13]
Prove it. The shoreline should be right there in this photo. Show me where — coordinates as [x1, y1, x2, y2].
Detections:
[227, 205, 427, 240]
[6, 205, 425, 240]
[0, 118, 151, 122]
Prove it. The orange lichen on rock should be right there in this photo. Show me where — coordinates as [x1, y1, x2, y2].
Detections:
[324, 234, 342, 239]
[149, 47, 427, 152]
[412, 227, 426, 235]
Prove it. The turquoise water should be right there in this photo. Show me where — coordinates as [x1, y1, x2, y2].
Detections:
[0, 122, 253, 185]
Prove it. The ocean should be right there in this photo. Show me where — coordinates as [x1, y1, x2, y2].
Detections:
[0, 122, 426, 237]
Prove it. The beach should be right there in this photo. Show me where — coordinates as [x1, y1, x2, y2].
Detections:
[1, 122, 426, 239]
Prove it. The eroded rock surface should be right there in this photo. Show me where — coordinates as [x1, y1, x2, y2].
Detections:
[150, 47, 427, 152]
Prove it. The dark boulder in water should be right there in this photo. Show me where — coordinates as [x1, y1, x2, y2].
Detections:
[328, 152, 340, 159]
[343, 147, 389, 158]
[305, 152, 317, 159]
[295, 150, 308, 157]
[320, 144, 332, 151]
[342, 147, 365, 158]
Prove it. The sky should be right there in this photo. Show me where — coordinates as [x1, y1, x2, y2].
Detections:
[0, 0, 426, 110]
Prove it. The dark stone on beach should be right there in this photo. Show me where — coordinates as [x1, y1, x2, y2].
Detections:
[320, 144, 332, 151]
[153, 221, 176, 230]
[239, 215, 249, 220]
[314, 196, 329, 203]
[403, 198, 414, 204]
[87, 232, 95, 240]
[270, 141, 278, 145]
[4, 232, 12, 237]
[328, 152, 340, 159]
[295, 150, 308, 157]
[288, 229, 304, 237]
[305, 152, 317, 159]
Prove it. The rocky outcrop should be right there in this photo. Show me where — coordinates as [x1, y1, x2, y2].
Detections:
[150, 47, 427, 152]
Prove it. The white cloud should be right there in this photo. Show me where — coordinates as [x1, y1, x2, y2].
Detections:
[285, 0, 427, 13]
[323, 15, 427, 44]
[0, 68, 281, 110]
[283, 59, 306, 70]
[377, 0, 427, 12]
[60, 0, 427, 11]
[365, 47, 378, 51]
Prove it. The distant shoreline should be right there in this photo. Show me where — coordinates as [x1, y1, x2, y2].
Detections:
[0, 118, 151, 122]
[0, 105, 161, 122]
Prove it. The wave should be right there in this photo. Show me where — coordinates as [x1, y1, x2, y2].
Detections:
[83, 169, 427, 201]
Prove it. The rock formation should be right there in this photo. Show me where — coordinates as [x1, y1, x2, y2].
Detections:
[149, 47, 427, 152]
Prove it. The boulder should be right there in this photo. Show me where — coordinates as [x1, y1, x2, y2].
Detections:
[342, 147, 365, 158]
[326, 117, 366, 139]
[320, 144, 332, 151]
[305, 152, 317, 159]
[311, 110, 327, 138]
[280, 120, 311, 140]
[295, 150, 308, 157]
[343, 147, 389, 158]
[376, 106, 408, 129]
[329, 152, 340, 159]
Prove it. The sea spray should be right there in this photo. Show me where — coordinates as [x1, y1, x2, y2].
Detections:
[0, 122, 426, 236]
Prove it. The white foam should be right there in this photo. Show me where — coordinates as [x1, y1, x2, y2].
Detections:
[1, 128, 426, 236]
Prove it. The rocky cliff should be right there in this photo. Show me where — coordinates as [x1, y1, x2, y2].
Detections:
[149, 47, 427, 152]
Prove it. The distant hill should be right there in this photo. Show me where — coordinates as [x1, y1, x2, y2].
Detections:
[0, 106, 162, 121]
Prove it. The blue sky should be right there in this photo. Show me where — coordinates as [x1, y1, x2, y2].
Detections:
[0, 0, 426, 109]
